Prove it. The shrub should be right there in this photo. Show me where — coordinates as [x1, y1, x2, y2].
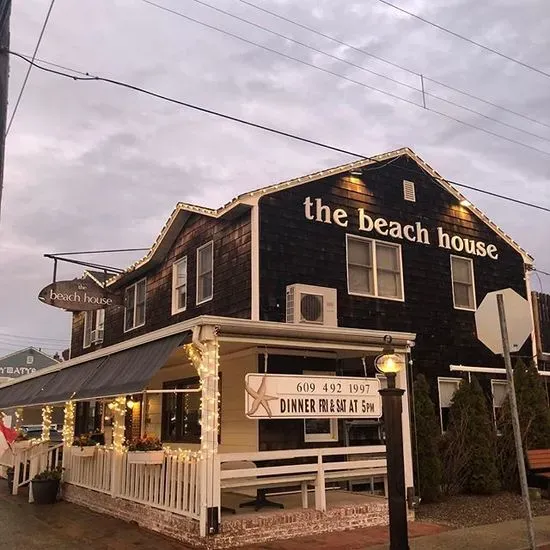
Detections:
[498, 359, 550, 490]
[442, 377, 500, 495]
[412, 374, 443, 502]
[33, 466, 62, 481]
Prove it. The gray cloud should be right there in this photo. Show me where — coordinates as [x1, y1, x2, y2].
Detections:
[0, 0, 549, 357]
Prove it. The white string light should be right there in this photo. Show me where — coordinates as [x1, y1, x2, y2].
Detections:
[41, 405, 52, 442]
[62, 401, 76, 446]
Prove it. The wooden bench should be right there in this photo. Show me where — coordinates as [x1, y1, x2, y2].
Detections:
[526, 449, 550, 494]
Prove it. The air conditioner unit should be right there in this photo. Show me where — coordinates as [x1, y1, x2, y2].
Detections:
[286, 284, 337, 326]
[90, 329, 104, 344]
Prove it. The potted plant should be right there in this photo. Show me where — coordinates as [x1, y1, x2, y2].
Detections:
[127, 435, 164, 465]
[31, 466, 62, 504]
[72, 434, 97, 458]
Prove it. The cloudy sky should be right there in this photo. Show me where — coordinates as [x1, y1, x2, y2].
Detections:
[0, 0, 548, 357]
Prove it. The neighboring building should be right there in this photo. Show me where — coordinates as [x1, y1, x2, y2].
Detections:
[0, 347, 61, 425]
[0, 347, 58, 381]
[67, 147, 535, 435]
[533, 291, 550, 370]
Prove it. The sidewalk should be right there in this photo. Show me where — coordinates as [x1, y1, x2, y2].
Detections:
[366, 516, 550, 550]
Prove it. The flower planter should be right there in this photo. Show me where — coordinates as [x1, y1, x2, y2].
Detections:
[127, 450, 165, 465]
[72, 446, 96, 458]
[31, 478, 59, 504]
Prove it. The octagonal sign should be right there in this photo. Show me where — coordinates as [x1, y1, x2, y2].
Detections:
[475, 288, 533, 355]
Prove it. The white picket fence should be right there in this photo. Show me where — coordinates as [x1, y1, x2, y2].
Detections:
[64, 446, 113, 494]
[63, 446, 201, 520]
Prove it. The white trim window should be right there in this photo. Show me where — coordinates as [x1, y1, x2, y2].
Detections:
[196, 241, 214, 304]
[172, 257, 188, 314]
[451, 255, 476, 311]
[83, 311, 93, 348]
[346, 235, 404, 301]
[303, 370, 338, 442]
[438, 377, 461, 432]
[491, 379, 508, 428]
[124, 278, 147, 332]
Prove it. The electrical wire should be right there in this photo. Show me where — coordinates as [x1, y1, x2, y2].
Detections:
[373, 0, 550, 79]
[6, 50, 550, 214]
[534, 269, 550, 278]
[0, 332, 69, 343]
[179, 0, 550, 144]
[140, 1, 550, 158]
[235, 0, 550, 130]
[5, 0, 55, 136]
[50, 248, 149, 256]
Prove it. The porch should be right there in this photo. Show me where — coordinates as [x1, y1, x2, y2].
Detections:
[0, 316, 415, 547]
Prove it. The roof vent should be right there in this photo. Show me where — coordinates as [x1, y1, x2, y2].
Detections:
[403, 180, 416, 202]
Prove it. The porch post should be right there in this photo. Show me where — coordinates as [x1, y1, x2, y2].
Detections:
[62, 401, 76, 471]
[187, 325, 220, 537]
[41, 405, 52, 442]
[110, 397, 127, 498]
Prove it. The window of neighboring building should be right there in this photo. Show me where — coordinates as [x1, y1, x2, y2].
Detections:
[172, 257, 187, 315]
[96, 309, 105, 334]
[303, 371, 338, 442]
[438, 377, 461, 432]
[451, 256, 476, 311]
[83, 310, 94, 348]
[161, 376, 221, 443]
[346, 235, 404, 301]
[491, 379, 508, 428]
[124, 278, 146, 332]
[196, 241, 214, 304]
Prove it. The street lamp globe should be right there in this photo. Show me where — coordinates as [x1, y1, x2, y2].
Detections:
[375, 336, 405, 388]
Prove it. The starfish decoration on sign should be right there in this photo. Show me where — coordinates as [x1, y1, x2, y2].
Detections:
[245, 376, 278, 418]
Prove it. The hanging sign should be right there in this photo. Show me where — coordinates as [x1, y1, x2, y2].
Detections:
[38, 279, 122, 311]
[245, 373, 382, 419]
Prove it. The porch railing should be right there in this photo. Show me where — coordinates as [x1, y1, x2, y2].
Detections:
[62, 446, 201, 520]
[64, 446, 113, 494]
[218, 445, 387, 512]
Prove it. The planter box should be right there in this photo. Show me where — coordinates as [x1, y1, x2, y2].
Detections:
[31, 478, 60, 504]
[72, 446, 96, 458]
[127, 450, 165, 465]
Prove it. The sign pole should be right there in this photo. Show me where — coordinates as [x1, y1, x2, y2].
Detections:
[496, 293, 536, 550]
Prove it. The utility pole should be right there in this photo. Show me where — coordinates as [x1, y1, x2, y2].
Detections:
[0, 0, 10, 222]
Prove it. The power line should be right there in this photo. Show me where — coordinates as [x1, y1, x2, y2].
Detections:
[534, 269, 550, 278]
[235, 0, 550, 130]
[176, 0, 550, 145]
[374, 0, 550, 79]
[5, 0, 55, 136]
[0, 332, 69, 343]
[6, 50, 550, 214]
[140, 1, 550, 158]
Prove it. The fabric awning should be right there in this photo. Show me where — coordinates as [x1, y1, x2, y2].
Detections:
[76, 334, 186, 400]
[0, 333, 186, 408]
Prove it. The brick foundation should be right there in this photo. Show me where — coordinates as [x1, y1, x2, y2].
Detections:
[63, 484, 394, 549]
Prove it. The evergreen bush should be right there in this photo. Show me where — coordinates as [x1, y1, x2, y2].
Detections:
[442, 377, 500, 495]
[412, 374, 443, 502]
[498, 359, 550, 490]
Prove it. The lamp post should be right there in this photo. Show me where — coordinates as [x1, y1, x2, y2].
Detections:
[375, 336, 409, 550]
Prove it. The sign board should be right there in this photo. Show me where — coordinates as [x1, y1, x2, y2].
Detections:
[245, 373, 382, 419]
[475, 288, 533, 355]
[38, 279, 122, 311]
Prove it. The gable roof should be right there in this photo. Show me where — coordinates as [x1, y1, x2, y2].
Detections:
[84, 270, 111, 287]
[0, 347, 59, 369]
[105, 147, 533, 287]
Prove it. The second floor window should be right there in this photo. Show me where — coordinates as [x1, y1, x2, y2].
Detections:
[172, 257, 187, 314]
[196, 241, 214, 304]
[83, 309, 105, 348]
[346, 235, 404, 300]
[124, 278, 146, 332]
[451, 255, 476, 310]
